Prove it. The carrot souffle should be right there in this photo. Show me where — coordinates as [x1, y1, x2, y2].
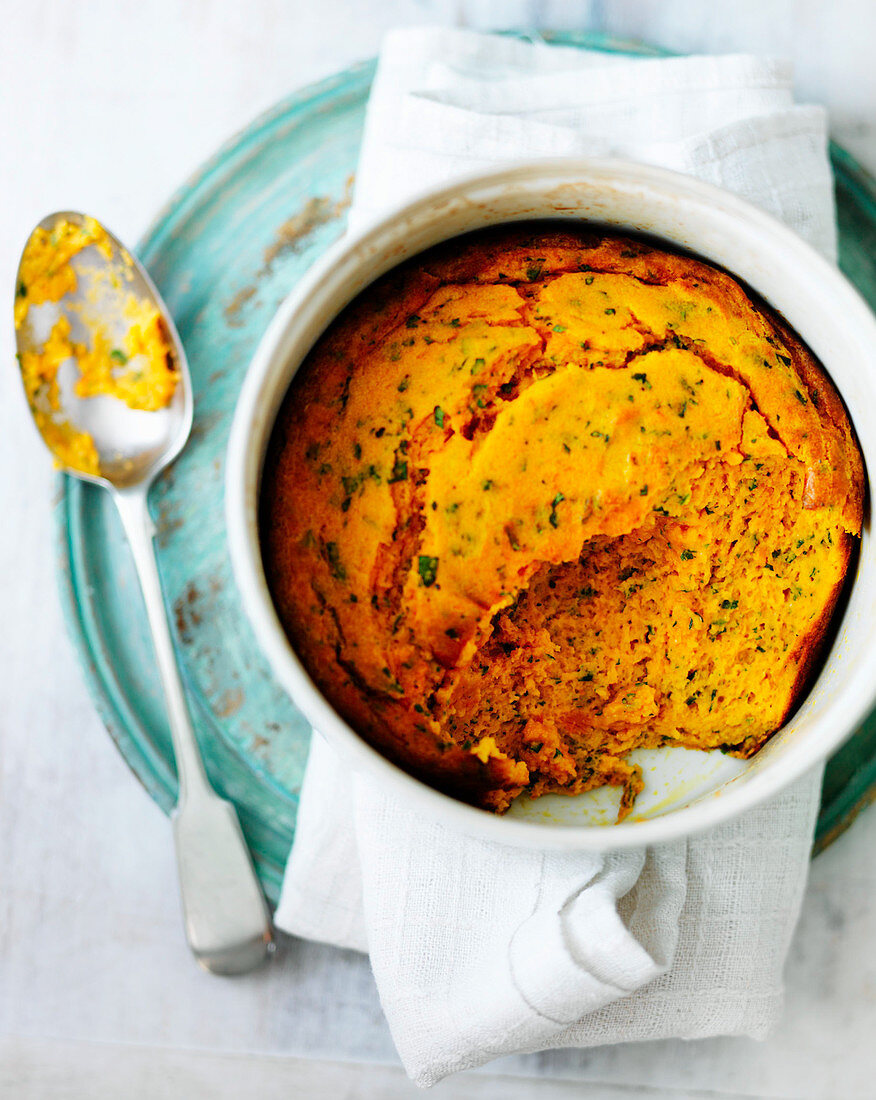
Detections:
[261, 225, 864, 818]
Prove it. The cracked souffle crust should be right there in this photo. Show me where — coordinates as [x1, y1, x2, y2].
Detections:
[261, 225, 864, 818]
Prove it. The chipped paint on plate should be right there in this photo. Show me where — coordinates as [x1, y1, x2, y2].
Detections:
[55, 33, 876, 904]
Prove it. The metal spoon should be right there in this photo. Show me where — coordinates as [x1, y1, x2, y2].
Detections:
[14, 211, 273, 974]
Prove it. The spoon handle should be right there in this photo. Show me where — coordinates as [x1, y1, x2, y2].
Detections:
[113, 487, 273, 975]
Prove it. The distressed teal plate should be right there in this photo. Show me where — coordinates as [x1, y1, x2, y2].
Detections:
[56, 32, 876, 905]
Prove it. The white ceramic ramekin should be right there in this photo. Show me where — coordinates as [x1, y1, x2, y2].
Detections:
[226, 159, 876, 849]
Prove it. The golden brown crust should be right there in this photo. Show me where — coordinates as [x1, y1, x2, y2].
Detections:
[764, 310, 865, 529]
[262, 224, 865, 815]
[779, 531, 857, 740]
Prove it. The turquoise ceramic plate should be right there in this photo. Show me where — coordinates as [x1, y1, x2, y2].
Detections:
[56, 32, 876, 903]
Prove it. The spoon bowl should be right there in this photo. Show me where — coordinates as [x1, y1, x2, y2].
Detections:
[14, 211, 193, 488]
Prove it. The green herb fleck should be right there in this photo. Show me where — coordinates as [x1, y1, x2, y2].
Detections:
[388, 458, 408, 483]
[110, 348, 129, 365]
[434, 406, 445, 428]
[681, 549, 695, 561]
[418, 555, 438, 587]
[325, 542, 346, 581]
[794, 389, 808, 405]
[16, 282, 27, 299]
[549, 491, 565, 529]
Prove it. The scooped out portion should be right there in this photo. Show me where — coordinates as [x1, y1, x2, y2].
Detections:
[261, 225, 864, 818]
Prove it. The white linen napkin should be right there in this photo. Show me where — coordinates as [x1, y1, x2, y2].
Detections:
[275, 28, 833, 1087]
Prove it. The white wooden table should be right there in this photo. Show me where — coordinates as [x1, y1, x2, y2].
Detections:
[2, 2, 875, 1096]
